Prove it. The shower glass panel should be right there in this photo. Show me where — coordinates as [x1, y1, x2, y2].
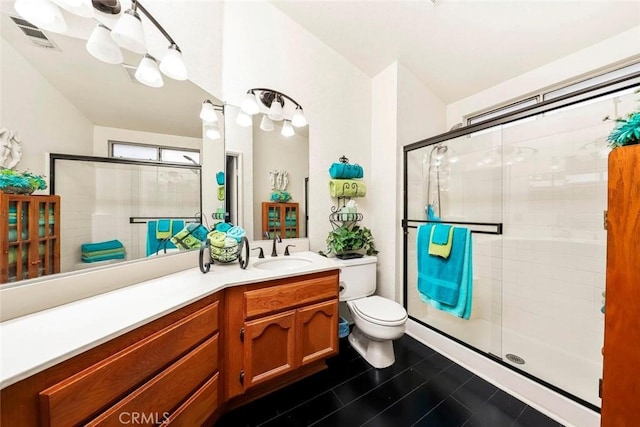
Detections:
[405, 85, 639, 410]
[54, 159, 201, 274]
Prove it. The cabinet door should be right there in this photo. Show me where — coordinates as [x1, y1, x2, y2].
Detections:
[296, 300, 339, 366]
[243, 310, 296, 389]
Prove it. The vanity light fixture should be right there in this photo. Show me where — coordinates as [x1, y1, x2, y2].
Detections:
[14, 0, 68, 33]
[14, 0, 191, 85]
[239, 88, 307, 134]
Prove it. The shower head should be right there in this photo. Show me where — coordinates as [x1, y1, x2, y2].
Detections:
[183, 155, 199, 165]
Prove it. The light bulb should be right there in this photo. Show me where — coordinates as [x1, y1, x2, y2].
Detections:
[281, 121, 294, 137]
[199, 101, 218, 122]
[111, 8, 146, 54]
[51, 0, 94, 17]
[86, 24, 123, 65]
[268, 97, 284, 121]
[260, 115, 275, 131]
[241, 92, 260, 115]
[291, 107, 307, 127]
[15, 0, 67, 33]
[204, 123, 221, 140]
[135, 54, 163, 88]
[159, 45, 188, 81]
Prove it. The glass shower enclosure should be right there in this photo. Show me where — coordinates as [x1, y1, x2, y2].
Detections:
[403, 73, 639, 410]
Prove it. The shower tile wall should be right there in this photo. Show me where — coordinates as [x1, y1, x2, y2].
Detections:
[56, 162, 200, 273]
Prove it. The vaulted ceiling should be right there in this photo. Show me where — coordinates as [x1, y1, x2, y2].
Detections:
[271, 0, 640, 103]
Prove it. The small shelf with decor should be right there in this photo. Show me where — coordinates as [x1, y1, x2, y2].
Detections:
[0, 192, 60, 284]
[262, 202, 299, 239]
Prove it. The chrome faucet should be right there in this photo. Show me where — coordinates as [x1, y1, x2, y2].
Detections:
[271, 234, 282, 257]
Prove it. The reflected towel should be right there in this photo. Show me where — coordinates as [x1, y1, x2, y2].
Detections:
[329, 179, 366, 198]
[81, 239, 124, 253]
[428, 225, 454, 258]
[146, 221, 183, 256]
[82, 247, 126, 257]
[82, 251, 126, 263]
[215, 222, 232, 233]
[417, 224, 473, 318]
[156, 219, 172, 239]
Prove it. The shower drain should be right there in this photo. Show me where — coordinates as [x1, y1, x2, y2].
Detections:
[505, 353, 526, 365]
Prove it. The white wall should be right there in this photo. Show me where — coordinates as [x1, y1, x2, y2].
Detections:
[371, 62, 446, 302]
[221, 0, 372, 251]
[252, 121, 308, 240]
[447, 26, 640, 128]
[1, 38, 94, 177]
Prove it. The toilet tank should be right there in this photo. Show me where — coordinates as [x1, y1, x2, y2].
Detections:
[336, 256, 377, 301]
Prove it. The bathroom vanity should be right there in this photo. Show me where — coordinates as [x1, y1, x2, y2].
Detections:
[0, 252, 339, 426]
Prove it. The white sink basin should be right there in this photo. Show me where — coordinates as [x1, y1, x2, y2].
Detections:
[253, 257, 313, 271]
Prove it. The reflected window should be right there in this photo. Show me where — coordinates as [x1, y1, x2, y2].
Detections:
[110, 141, 200, 165]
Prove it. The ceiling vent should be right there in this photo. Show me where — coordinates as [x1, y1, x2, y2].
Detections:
[10, 15, 60, 51]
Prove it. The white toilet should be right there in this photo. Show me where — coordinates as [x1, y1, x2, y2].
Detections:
[336, 256, 408, 368]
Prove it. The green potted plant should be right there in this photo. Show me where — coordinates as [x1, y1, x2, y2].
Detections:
[319, 225, 378, 259]
[604, 89, 640, 149]
[0, 168, 47, 194]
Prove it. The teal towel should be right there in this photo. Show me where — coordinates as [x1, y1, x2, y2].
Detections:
[431, 224, 452, 245]
[417, 225, 473, 318]
[81, 239, 124, 253]
[227, 226, 246, 242]
[329, 163, 364, 179]
[82, 252, 126, 263]
[215, 222, 232, 233]
[156, 219, 172, 239]
[146, 220, 183, 256]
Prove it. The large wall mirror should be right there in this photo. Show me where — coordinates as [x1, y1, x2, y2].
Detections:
[224, 105, 309, 241]
[0, 7, 225, 283]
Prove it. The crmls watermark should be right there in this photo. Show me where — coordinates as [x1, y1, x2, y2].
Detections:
[118, 412, 170, 424]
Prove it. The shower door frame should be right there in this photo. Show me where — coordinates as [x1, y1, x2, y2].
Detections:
[402, 70, 640, 412]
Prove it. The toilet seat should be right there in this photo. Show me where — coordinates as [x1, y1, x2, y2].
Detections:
[349, 296, 407, 327]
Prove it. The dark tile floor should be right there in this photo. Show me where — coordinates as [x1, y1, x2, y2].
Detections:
[216, 335, 564, 427]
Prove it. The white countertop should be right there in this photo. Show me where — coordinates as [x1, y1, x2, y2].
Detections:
[0, 251, 341, 390]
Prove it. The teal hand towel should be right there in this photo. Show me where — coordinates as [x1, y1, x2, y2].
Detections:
[215, 222, 232, 233]
[417, 224, 473, 314]
[227, 226, 246, 242]
[428, 225, 454, 258]
[431, 224, 452, 245]
[329, 163, 364, 179]
[146, 221, 183, 256]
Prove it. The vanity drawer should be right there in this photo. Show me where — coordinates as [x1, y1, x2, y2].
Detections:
[161, 373, 219, 426]
[244, 272, 338, 318]
[86, 334, 219, 426]
[39, 301, 219, 427]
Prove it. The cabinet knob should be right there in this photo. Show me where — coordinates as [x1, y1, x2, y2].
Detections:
[240, 327, 245, 342]
[239, 370, 245, 385]
[31, 260, 41, 265]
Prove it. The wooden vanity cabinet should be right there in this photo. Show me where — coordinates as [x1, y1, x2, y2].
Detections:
[0, 293, 222, 427]
[225, 270, 340, 401]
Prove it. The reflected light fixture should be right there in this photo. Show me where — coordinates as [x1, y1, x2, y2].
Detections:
[134, 54, 163, 88]
[200, 100, 218, 122]
[281, 121, 295, 137]
[200, 99, 223, 140]
[14, 0, 68, 33]
[204, 123, 221, 140]
[239, 88, 307, 134]
[51, 0, 94, 17]
[86, 24, 123, 64]
[260, 115, 275, 132]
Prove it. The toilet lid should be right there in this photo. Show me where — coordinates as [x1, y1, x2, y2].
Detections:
[351, 296, 407, 325]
